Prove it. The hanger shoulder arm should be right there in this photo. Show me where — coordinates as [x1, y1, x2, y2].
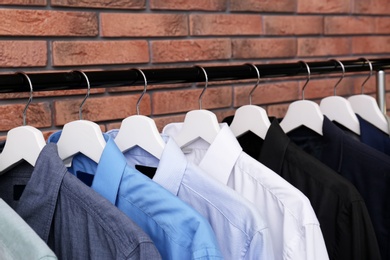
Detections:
[174, 110, 220, 148]
[115, 115, 165, 159]
[320, 96, 360, 135]
[280, 100, 324, 135]
[230, 105, 271, 139]
[57, 120, 106, 164]
[0, 126, 46, 173]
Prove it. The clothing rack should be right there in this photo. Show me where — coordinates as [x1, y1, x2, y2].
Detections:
[1, 58, 390, 93]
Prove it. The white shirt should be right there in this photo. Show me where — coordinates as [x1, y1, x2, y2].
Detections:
[163, 123, 329, 260]
[107, 130, 275, 260]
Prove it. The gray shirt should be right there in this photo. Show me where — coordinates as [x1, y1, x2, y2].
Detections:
[0, 143, 161, 260]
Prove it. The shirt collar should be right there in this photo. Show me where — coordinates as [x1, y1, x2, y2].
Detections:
[106, 129, 169, 167]
[356, 113, 387, 139]
[15, 143, 67, 243]
[163, 123, 242, 185]
[259, 119, 290, 174]
[197, 124, 242, 185]
[91, 137, 127, 204]
[107, 128, 196, 195]
[321, 116, 344, 171]
[153, 138, 188, 195]
[48, 130, 126, 205]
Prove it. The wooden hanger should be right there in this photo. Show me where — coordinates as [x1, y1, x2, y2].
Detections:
[114, 68, 165, 159]
[348, 58, 389, 134]
[319, 59, 360, 135]
[0, 72, 46, 174]
[280, 61, 324, 135]
[56, 70, 106, 166]
[174, 66, 220, 148]
[230, 63, 270, 139]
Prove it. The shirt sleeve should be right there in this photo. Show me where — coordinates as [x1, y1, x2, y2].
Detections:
[334, 200, 381, 260]
[244, 228, 275, 260]
[288, 224, 329, 260]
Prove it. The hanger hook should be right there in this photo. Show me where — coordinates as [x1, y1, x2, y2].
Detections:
[194, 65, 209, 110]
[72, 70, 90, 120]
[329, 59, 345, 96]
[245, 63, 261, 105]
[358, 57, 373, 94]
[298, 60, 311, 100]
[15, 72, 33, 126]
[132, 68, 147, 115]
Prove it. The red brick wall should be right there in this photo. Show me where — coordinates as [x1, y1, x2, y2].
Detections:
[0, 0, 389, 138]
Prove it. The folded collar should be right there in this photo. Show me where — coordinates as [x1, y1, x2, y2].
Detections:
[153, 137, 187, 195]
[163, 123, 242, 185]
[48, 130, 126, 205]
[16, 143, 67, 243]
[259, 119, 290, 174]
[321, 116, 344, 172]
[197, 124, 242, 185]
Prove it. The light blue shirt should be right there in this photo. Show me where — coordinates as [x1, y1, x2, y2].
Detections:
[48, 131, 223, 260]
[107, 130, 275, 260]
[0, 199, 57, 260]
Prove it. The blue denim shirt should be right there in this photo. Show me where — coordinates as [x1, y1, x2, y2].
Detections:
[0, 143, 161, 260]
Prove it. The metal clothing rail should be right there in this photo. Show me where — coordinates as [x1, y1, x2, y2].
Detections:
[1, 58, 390, 93]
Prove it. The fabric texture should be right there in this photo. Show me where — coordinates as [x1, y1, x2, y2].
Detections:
[286, 116, 389, 260]
[223, 115, 381, 260]
[357, 113, 390, 156]
[107, 129, 275, 260]
[0, 199, 57, 260]
[48, 131, 223, 260]
[163, 122, 329, 260]
[0, 143, 161, 260]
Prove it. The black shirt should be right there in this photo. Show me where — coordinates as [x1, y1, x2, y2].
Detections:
[223, 116, 381, 260]
[287, 116, 390, 260]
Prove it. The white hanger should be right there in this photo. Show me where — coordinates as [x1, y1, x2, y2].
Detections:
[319, 59, 361, 135]
[56, 70, 106, 166]
[230, 63, 270, 139]
[0, 72, 46, 174]
[280, 61, 324, 135]
[114, 68, 165, 159]
[347, 58, 389, 134]
[174, 66, 220, 148]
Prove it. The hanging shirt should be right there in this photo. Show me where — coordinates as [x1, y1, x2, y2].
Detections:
[48, 131, 222, 260]
[0, 199, 57, 260]
[287, 116, 390, 260]
[0, 143, 161, 260]
[106, 130, 275, 260]
[162, 123, 329, 260]
[223, 116, 381, 260]
[356, 114, 390, 156]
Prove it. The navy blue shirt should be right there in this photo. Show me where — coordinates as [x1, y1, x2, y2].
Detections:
[287, 116, 390, 260]
[357, 113, 390, 156]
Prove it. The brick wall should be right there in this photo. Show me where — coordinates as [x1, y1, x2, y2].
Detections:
[0, 0, 389, 138]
